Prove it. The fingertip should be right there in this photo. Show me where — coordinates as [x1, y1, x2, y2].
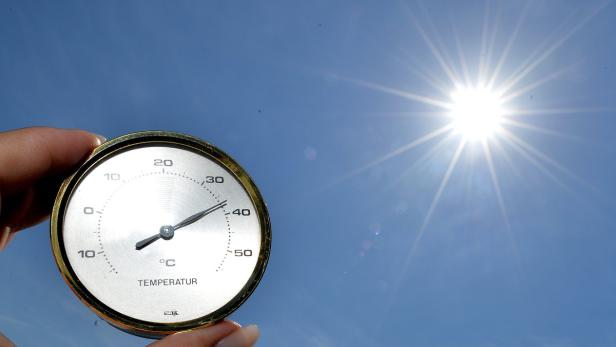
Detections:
[0, 226, 10, 252]
[149, 321, 240, 347]
[243, 325, 260, 343]
[93, 133, 107, 146]
[226, 319, 242, 328]
[64, 128, 105, 149]
[215, 324, 260, 347]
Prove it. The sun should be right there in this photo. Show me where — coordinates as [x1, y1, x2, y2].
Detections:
[449, 85, 505, 141]
[331, 1, 609, 293]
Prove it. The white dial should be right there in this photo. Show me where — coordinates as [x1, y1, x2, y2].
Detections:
[51, 132, 270, 338]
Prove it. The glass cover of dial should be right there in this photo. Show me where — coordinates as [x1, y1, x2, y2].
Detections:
[62, 145, 261, 323]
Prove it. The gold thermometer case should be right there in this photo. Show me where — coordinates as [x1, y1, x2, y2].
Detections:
[50, 131, 271, 339]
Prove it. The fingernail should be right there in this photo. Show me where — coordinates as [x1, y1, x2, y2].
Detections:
[215, 324, 259, 347]
[228, 320, 242, 328]
[0, 226, 11, 251]
[7, 231, 16, 246]
[94, 134, 107, 146]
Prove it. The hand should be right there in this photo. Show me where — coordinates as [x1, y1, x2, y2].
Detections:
[0, 127, 259, 347]
[0, 127, 103, 245]
[135, 200, 228, 250]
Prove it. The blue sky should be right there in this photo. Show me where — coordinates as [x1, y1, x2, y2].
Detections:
[1, 1, 616, 346]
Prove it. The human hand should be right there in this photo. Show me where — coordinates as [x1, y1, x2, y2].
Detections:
[0, 127, 103, 246]
[0, 127, 259, 347]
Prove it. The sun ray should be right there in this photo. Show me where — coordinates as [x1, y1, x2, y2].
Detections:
[481, 139, 510, 228]
[382, 133, 456, 193]
[339, 76, 452, 109]
[483, 2, 503, 82]
[482, 138, 525, 271]
[500, 1, 610, 95]
[410, 139, 467, 255]
[503, 129, 593, 190]
[478, 0, 491, 83]
[353, 110, 445, 120]
[501, 118, 581, 141]
[417, 2, 464, 85]
[383, 139, 467, 316]
[404, 5, 461, 86]
[500, 131, 608, 214]
[490, 136, 522, 179]
[510, 107, 612, 117]
[450, 17, 472, 87]
[499, 131, 572, 192]
[487, 0, 532, 89]
[322, 124, 453, 190]
[462, 148, 476, 203]
[501, 63, 578, 103]
[392, 52, 452, 97]
[498, 9, 575, 92]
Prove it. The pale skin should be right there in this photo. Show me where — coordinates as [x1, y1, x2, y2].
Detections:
[0, 127, 259, 347]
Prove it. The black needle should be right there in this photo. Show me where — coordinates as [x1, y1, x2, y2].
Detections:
[135, 200, 227, 250]
[173, 200, 227, 231]
[135, 234, 161, 250]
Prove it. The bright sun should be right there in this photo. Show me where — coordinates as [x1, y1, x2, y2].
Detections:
[337, 0, 607, 270]
[449, 86, 505, 141]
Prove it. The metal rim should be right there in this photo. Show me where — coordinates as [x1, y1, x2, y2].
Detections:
[50, 131, 271, 338]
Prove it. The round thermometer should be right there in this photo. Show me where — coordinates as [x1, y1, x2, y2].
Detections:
[50, 131, 271, 338]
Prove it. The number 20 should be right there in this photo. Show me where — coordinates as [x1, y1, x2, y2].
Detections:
[154, 159, 173, 166]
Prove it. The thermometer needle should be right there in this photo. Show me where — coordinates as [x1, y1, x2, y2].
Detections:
[135, 200, 227, 250]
